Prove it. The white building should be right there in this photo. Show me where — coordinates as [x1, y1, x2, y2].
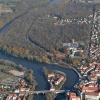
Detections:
[85, 92, 100, 100]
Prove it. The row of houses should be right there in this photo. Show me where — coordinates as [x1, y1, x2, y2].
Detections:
[80, 62, 100, 100]
[53, 15, 92, 26]
[0, 4, 13, 14]
[90, 11, 100, 60]
[5, 79, 29, 100]
[67, 62, 100, 100]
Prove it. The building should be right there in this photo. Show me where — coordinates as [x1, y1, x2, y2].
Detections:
[69, 92, 81, 100]
[55, 76, 64, 85]
[63, 40, 84, 57]
[6, 94, 17, 100]
[81, 86, 99, 92]
[84, 92, 100, 100]
[0, 4, 13, 14]
[48, 73, 55, 78]
[79, 0, 100, 3]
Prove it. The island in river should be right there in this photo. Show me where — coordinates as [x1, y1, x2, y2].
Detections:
[44, 68, 66, 100]
[0, 50, 79, 100]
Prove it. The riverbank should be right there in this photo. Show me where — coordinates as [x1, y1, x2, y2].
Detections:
[53, 62, 82, 78]
[0, 50, 79, 100]
[0, 59, 37, 100]
[0, 47, 81, 76]
[0, 45, 51, 64]
[0, 47, 82, 84]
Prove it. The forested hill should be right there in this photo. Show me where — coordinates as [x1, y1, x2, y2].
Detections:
[0, 0, 99, 61]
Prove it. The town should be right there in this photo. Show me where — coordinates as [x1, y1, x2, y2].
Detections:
[0, 0, 99, 100]
[66, 8, 100, 100]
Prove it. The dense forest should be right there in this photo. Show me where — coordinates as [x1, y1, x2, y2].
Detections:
[0, 0, 99, 62]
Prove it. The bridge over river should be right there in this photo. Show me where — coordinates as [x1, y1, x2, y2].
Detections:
[27, 90, 67, 95]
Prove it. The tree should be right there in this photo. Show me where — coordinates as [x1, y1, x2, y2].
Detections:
[72, 58, 80, 65]
[24, 69, 33, 84]
[28, 94, 33, 100]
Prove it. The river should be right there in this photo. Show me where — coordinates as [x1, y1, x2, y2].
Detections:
[0, 50, 79, 100]
[0, 7, 79, 99]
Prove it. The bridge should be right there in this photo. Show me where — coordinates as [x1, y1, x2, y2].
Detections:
[0, 90, 67, 95]
[1, 89, 70, 95]
[26, 90, 66, 95]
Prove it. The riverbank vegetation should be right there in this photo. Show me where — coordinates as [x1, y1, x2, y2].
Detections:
[24, 69, 37, 90]
[0, 44, 51, 63]
[24, 69, 37, 100]
[0, 0, 100, 64]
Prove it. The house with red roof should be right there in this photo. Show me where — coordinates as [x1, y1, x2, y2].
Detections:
[84, 92, 100, 100]
[69, 92, 81, 100]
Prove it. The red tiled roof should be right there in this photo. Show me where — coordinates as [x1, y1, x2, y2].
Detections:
[82, 87, 99, 91]
[85, 92, 99, 96]
[69, 92, 81, 100]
